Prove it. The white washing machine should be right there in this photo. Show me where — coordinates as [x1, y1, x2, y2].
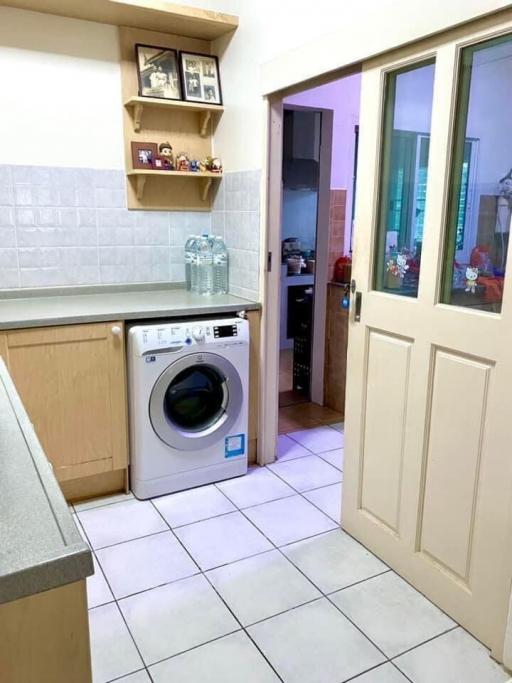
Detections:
[127, 316, 249, 499]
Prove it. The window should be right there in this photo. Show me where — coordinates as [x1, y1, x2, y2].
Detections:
[441, 34, 512, 313]
[373, 60, 436, 296]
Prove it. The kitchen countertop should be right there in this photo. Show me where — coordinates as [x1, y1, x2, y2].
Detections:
[0, 283, 260, 330]
[0, 359, 93, 604]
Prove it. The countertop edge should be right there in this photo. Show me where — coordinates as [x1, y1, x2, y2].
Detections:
[0, 297, 261, 331]
[0, 360, 93, 605]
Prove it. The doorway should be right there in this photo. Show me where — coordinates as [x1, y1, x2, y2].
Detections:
[276, 75, 361, 435]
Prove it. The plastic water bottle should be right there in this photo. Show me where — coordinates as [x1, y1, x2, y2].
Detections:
[184, 235, 197, 291]
[212, 236, 229, 294]
[196, 234, 214, 295]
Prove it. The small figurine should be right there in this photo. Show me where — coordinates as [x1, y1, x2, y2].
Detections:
[465, 265, 479, 294]
[396, 252, 409, 279]
[210, 157, 223, 174]
[158, 142, 174, 170]
[189, 159, 201, 172]
[175, 152, 190, 172]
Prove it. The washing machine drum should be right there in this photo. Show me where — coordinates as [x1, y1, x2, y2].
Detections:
[149, 352, 244, 451]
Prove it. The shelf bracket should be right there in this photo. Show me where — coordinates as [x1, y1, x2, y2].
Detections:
[133, 102, 144, 132]
[199, 110, 212, 138]
[135, 175, 147, 201]
[201, 177, 213, 201]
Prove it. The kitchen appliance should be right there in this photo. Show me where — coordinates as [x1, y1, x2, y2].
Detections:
[128, 317, 249, 499]
[282, 237, 301, 262]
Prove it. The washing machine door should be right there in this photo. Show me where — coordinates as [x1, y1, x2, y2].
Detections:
[149, 352, 244, 451]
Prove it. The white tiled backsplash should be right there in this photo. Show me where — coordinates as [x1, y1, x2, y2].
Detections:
[0, 166, 260, 301]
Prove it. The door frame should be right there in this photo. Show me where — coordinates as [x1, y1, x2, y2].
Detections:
[259, 67, 360, 467]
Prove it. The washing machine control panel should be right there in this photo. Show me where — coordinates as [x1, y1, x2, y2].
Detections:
[131, 318, 248, 356]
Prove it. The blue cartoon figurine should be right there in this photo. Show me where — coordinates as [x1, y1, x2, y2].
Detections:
[189, 159, 200, 172]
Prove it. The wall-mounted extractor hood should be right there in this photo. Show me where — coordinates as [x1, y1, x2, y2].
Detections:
[283, 108, 321, 190]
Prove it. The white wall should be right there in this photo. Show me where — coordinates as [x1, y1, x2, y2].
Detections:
[0, 8, 124, 169]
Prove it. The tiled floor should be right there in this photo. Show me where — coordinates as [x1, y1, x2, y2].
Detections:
[73, 424, 510, 683]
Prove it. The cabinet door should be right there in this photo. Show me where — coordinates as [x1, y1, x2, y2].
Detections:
[1, 322, 128, 482]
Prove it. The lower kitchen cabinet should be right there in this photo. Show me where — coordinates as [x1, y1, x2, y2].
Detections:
[0, 581, 92, 683]
[0, 321, 128, 498]
[324, 283, 348, 415]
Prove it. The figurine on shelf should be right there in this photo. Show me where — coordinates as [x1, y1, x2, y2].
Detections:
[210, 157, 223, 174]
[201, 156, 223, 174]
[176, 152, 191, 172]
[158, 142, 175, 170]
[189, 159, 201, 172]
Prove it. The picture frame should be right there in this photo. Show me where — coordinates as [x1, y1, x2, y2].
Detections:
[179, 52, 222, 105]
[131, 142, 158, 169]
[135, 44, 181, 101]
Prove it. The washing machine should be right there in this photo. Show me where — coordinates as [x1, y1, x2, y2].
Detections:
[127, 316, 249, 499]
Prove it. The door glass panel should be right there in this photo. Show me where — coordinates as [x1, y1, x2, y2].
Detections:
[374, 60, 435, 296]
[164, 365, 225, 432]
[441, 34, 512, 313]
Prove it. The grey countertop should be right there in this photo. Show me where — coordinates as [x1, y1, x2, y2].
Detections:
[0, 359, 93, 604]
[0, 284, 260, 330]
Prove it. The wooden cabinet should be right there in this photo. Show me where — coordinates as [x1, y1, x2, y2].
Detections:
[0, 322, 128, 497]
[0, 581, 92, 683]
[324, 284, 349, 416]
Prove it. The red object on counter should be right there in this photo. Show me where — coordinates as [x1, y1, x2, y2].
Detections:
[333, 255, 352, 283]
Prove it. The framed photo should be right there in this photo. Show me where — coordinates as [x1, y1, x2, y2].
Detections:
[131, 142, 158, 169]
[135, 44, 181, 101]
[179, 52, 222, 105]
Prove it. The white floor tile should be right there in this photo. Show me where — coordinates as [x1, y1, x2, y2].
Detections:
[87, 555, 114, 609]
[331, 572, 455, 657]
[217, 466, 295, 508]
[394, 627, 509, 683]
[287, 426, 343, 453]
[303, 483, 342, 522]
[88, 602, 143, 682]
[276, 435, 312, 462]
[350, 663, 410, 682]
[116, 671, 151, 682]
[119, 574, 239, 665]
[206, 549, 321, 626]
[248, 598, 384, 683]
[174, 511, 272, 571]
[282, 529, 387, 593]
[329, 422, 344, 433]
[317, 447, 344, 471]
[74, 491, 134, 512]
[152, 484, 235, 528]
[243, 495, 337, 547]
[149, 632, 280, 682]
[268, 455, 341, 492]
[96, 531, 198, 599]
[77, 499, 168, 549]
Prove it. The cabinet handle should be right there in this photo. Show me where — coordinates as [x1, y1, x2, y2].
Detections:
[111, 325, 122, 337]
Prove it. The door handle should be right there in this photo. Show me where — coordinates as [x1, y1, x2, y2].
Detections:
[354, 291, 362, 322]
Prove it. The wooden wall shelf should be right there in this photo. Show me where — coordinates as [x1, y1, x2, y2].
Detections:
[120, 22, 233, 211]
[124, 96, 223, 136]
[128, 169, 221, 201]
[2, 0, 238, 40]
